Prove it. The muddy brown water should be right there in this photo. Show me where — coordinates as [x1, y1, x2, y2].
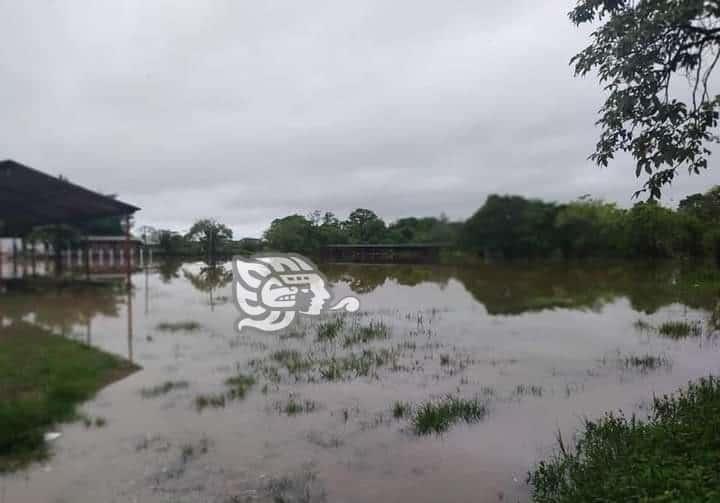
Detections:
[1, 260, 718, 503]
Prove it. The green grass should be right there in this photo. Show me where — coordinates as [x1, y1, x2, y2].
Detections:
[529, 376, 720, 503]
[224, 373, 256, 399]
[319, 348, 398, 380]
[155, 321, 202, 332]
[342, 320, 390, 347]
[276, 398, 319, 415]
[270, 349, 313, 374]
[194, 393, 226, 411]
[411, 395, 487, 435]
[140, 380, 189, 398]
[658, 320, 701, 339]
[195, 372, 256, 411]
[316, 317, 345, 341]
[0, 322, 138, 472]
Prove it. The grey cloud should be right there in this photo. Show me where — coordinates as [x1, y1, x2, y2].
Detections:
[1, 0, 715, 237]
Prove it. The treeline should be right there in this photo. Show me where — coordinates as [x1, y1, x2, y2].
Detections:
[147, 186, 720, 262]
[461, 188, 720, 261]
[260, 186, 720, 261]
[262, 209, 460, 252]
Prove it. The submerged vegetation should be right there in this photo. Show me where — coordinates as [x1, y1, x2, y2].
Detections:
[155, 321, 202, 332]
[0, 323, 138, 472]
[342, 320, 390, 347]
[530, 377, 720, 503]
[224, 373, 256, 399]
[658, 320, 702, 339]
[411, 396, 487, 435]
[275, 397, 319, 416]
[195, 372, 256, 411]
[140, 380, 189, 398]
[316, 317, 345, 341]
[622, 354, 671, 371]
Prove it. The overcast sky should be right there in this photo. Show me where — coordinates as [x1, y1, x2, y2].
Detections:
[1, 1, 716, 237]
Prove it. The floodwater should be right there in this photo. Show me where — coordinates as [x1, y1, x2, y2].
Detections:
[1, 260, 719, 503]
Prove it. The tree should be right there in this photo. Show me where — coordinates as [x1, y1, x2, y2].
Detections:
[344, 208, 386, 243]
[571, 1, 720, 198]
[263, 215, 318, 253]
[625, 200, 678, 258]
[461, 195, 558, 259]
[186, 219, 233, 264]
[554, 199, 626, 258]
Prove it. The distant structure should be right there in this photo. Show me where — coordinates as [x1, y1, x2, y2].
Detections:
[320, 243, 446, 264]
[0, 160, 140, 280]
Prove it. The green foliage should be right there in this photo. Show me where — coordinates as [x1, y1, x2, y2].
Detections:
[461, 195, 559, 259]
[186, 219, 233, 263]
[264, 214, 321, 253]
[530, 376, 720, 502]
[0, 323, 138, 471]
[459, 188, 720, 260]
[224, 373, 256, 399]
[554, 199, 626, 258]
[262, 208, 458, 254]
[658, 320, 701, 338]
[412, 395, 487, 435]
[345, 208, 386, 243]
[570, 1, 720, 197]
[316, 316, 345, 341]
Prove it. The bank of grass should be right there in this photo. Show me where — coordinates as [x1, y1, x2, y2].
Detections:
[529, 376, 720, 503]
[0, 323, 138, 472]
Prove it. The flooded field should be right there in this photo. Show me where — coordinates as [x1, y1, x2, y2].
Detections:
[1, 260, 718, 503]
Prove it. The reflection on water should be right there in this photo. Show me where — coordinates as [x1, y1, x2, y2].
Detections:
[0, 260, 718, 503]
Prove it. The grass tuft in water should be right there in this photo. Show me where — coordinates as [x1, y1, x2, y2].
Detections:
[276, 398, 319, 415]
[140, 380, 189, 398]
[529, 376, 720, 503]
[392, 401, 412, 419]
[658, 320, 701, 339]
[194, 393, 226, 411]
[224, 373, 256, 399]
[343, 320, 390, 347]
[412, 395, 487, 435]
[270, 349, 313, 374]
[623, 354, 671, 371]
[514, 384, 544, 397]
[156, 321, 202, 332]
[316, 317, 345, 341]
